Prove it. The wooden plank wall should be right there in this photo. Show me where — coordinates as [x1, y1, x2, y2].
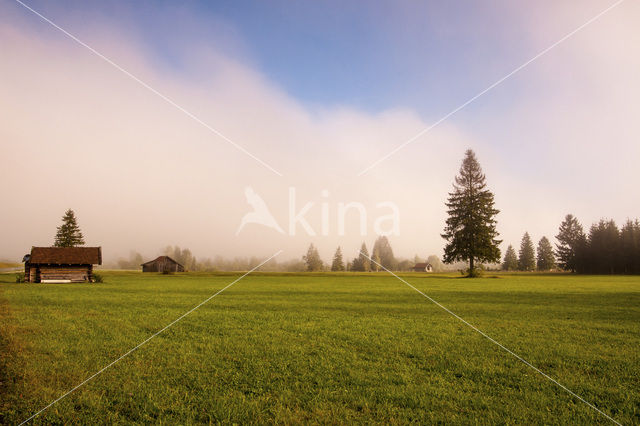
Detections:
[39, 266, 90, 282]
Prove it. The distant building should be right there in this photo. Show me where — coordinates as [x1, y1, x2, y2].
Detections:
[23, 246, 102, 283]
[141, 256, 184, 273]
[412, 262, 433, 272]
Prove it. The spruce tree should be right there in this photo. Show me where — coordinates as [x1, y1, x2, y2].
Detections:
[351, 252, 362, 271]
[502, 245, 518, 271]
[303, 243, 323, 272]
[555, 214, 586, 272]
[372, 236, 396, 270]
[331, 247, 345, 271]
[587, 219, 620, 274]
[620, 219, 640, 274]
[442, 149, 501, 276]
[536, 236, 556, 271]
[54, 209, 85, 247]
[351, 242, 371, 272]
[371, 247, 381, 271]
[518, 232, 536, 271]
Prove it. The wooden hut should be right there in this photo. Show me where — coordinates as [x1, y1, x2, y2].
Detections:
[412, 262, 433, 272]
[23, 247, 102, 283]
[141, 256, 184, 273]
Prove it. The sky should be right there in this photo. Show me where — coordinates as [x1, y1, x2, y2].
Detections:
[1, 0, 639, 264]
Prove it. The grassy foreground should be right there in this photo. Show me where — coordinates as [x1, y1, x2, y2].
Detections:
[1, 272, 639, 424]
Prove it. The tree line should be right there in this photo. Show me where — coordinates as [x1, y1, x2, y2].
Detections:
[303, 236, 397, 272]
[302, 237, 447, 272]
[114, 246, 308, 272]
[502, 233, 556, 271]
[502, 216, 640, 274]
[554, 215, 640, 274]
[112, 242, 446, 273]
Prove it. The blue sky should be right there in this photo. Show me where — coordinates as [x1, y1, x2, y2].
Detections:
[15, 0, 531, 116]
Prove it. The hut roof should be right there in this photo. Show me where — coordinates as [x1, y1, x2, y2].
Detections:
[29, 247, 102, 265]
[141, 256, 182, 267]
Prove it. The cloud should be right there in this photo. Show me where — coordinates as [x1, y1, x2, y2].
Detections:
[0, 6, 471, 263]
[481, 0, 640, 244]
[1, 0, 639, 264]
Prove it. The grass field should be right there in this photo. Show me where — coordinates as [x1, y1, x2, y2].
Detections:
[1, 272, 639, 424]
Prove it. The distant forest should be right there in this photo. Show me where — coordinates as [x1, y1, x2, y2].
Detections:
[107, 216, 640, 275]
[109, 238, 458, 273]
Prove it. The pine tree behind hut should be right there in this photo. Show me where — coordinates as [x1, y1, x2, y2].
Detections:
[54, 209, 85, 247]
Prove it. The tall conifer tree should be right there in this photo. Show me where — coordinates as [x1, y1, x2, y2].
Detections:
[371, 247, 381, 271]
[536, 236, 556, 271]
[555, 214, 586, 272]
[518, 232, 536, 271]
[351, 242, 371, 272]
[502, 245, 518, 271]
[442, 150, 501, 276]
[303, 244, 323, 272]
[372, 236, 396, 270]
[331, 246, 345, 271]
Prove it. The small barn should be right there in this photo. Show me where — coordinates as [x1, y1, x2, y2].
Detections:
[412, 262, 433, 272]
[141, 256, 184, 273]
[23, 246, 102, 283]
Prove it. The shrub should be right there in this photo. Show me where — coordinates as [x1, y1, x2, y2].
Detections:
[15, 272, 25, 283]
[467, 268, 483, 278]
[462, 266, 484, 278]
[92, 273, 103, 283]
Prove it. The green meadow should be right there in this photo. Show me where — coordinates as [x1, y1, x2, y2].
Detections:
[1, 272, 639, 424]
